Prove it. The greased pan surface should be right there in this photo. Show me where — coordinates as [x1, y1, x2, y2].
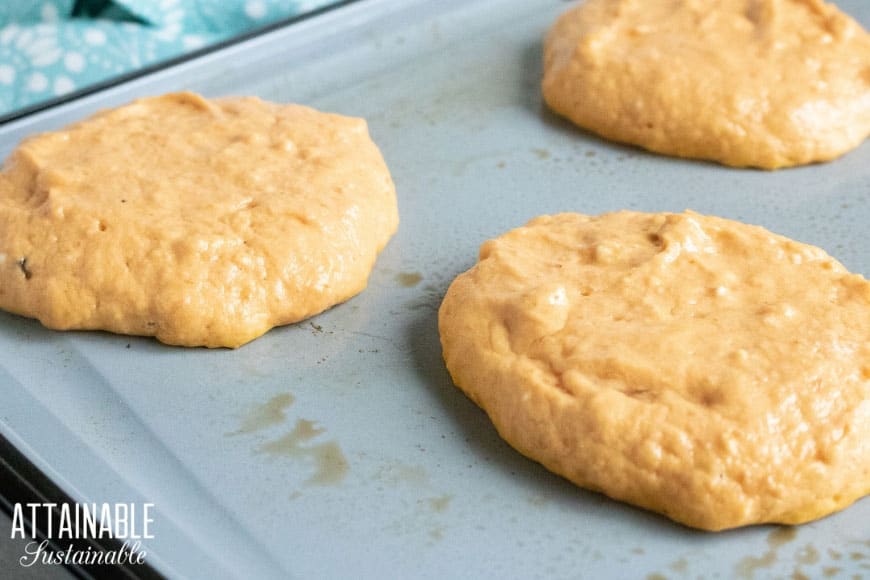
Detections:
[0, 1, 868, 578]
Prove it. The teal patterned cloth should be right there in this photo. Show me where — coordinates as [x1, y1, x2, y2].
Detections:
[0, 0, 338, 116]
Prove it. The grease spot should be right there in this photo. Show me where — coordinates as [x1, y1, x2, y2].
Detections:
[397, 271, 423, 287]
[768, 527, 798, 549]
[258, 419, 349, 485]
[428, 495, 452, 513]
[526, 494, 550, 508]
[228, 392, 294, 435]
[797, 545, 819, 565]
[736, 527, 798, 579]
[532, 148, 551, 160]
[737, 550, 777, 578]
[375, 463, 429, 486]
[669, 557, 688, 572]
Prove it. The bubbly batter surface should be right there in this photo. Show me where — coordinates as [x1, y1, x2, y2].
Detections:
[439, 211, 870, 530]
[542, 0, 870, 169]
[0, 93, 398, 347]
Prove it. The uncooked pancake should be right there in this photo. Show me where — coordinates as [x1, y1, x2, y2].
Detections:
[0, 92, 398, 347]
[439, 211, 870, 530]
[542, 0, 870, 169]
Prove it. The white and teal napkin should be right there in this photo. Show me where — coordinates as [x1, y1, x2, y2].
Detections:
[0, 0, 338, 116]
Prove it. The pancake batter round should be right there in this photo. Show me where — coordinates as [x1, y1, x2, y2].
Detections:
[542, 0, 870, 169]
[439, 211, 870, 530]
[0, 93, 398, 347]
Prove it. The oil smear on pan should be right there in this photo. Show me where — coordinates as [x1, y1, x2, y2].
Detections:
[228, 392, 349, 487]
[373, 462, 454, 544]
[735, 527, 797, 579]
[227, 392, 295, 435]
[428, 494, 452, 513]
[644, 526, 804, 580]
[396, 271, 423, 288]
[258, 419, 349, 486]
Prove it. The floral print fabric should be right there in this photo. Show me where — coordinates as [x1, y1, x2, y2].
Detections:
[0, 0, 338, 116]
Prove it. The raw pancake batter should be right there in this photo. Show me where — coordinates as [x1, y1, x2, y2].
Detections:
[439, 211, 870, 530]
[0, 93, 399, 347]
[542, 0, 870, 169]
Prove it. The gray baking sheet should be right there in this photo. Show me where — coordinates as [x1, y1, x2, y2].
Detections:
[0, 0, 868, 578]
